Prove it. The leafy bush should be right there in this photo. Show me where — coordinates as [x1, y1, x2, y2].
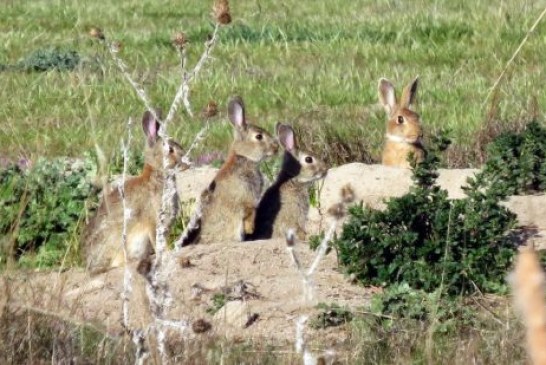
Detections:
[369, 283, 476, 330]
[334, 135, 517, 296]
[310, 303, 353, 329]
[477, 121, 546, 195]
[17, 48, 80, 72]
[0, 156, 98, 268]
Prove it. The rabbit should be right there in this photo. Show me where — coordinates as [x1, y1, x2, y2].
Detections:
[511, 246, 546, 365]
[182, 96, 279, 245]
[83, 109, 188, 272]
[250, 123, 328, 241]
[378, 77, 425, 168]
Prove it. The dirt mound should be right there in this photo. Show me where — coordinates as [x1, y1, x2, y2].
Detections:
[4, 162, 544, 353]
[3, 239, 371, 347]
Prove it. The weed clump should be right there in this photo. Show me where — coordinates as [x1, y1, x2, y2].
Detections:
[0, 156, 98, 268]
[334, 133, 517, 298]
[476, 121, 546, 195]
[18, 48, 80, 72]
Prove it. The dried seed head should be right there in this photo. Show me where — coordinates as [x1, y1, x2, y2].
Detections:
[172, 32, 188, 50]
[192, 318, 212, 334]
[110, 41, 123, 53]
[212, 0, 232, 25]
[89, 27, 105, 40]
[202, 100, 218, 118]
[327, 203, 346, 219]
[341, 183, 355, 204]
[178, 256, 192, 268]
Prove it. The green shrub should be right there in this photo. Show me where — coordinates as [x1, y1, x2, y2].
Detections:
[17, 48, 80, 72]
[334, 135, 517, 296]
[0, 156, 98, 268]
[309, 303, 353, 329]
[478, 121, 546, 195]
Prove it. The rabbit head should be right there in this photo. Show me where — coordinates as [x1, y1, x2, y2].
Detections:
[141, 110, 188, 171]
[378, 77, 423, 144]
[277, 123, 328, 184]
[227, 96, 279, 161]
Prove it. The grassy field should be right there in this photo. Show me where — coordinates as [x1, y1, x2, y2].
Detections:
[2, 0, 546, 167]
[1, 1, 545, 363]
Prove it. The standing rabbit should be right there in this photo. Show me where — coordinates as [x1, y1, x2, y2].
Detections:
[183, 96, 279, 244]
[83, 110, 187, 272]
[378, 77, 425, 168]
[250, 123, 328, 241]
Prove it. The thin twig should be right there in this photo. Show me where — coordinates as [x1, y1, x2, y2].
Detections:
[164, 23, 220, 124]
[118, 118, 134, 335]
[105, 42, 161, 123]
[482, 5, 546, 108]
[181, 120, 211, 166]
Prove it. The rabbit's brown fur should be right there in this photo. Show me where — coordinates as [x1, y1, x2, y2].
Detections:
[187, 96, 278, 244]
[83, 110, 187, 272]
[378, 77, 425, 168]
[512, 246, 546, 365]
[250, 123, 328, 240]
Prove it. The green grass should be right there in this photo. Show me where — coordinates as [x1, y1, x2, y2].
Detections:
[2, 0, 546, 167]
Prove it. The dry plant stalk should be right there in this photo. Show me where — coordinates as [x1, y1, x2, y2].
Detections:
[91, 2, 227, 361]
[482, 5, 546, 108]
[285, 221, 338, 364]
[117, 118, 135, 340]
[286, 185, 353, 365]
[164, 23, 220, 122]
[511, 246, 546, 365]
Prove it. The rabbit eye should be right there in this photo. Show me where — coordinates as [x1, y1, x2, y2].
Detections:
[255, 134, 263, 141]
[305, 156, 313, 164]
[169, 146, 174, 153]
[397, 116, 404, 124]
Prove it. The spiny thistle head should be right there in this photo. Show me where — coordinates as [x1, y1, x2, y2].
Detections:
[327, 203, 346, 219]
[89, 26, 105, 40]
[212, 0, 232, 25]
[202, 100, 218, 118]
[341, 183, 355, 204]
[172, 32, 188, 50]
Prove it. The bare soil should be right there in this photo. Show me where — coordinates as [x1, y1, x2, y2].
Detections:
[3, 163, 544, 353]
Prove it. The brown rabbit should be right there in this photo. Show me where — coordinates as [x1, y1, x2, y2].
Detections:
[511, 246, 546, 365]
[183, 96, 279, 244]
[250, 123, 328, 241]
[83, 110, 187, 272]
[378, 77, 425, 168]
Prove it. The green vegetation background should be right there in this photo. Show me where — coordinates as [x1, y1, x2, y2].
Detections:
[2, 0, 545, 166]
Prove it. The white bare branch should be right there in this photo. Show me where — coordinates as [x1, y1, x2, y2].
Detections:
[164, 23, 220, 124]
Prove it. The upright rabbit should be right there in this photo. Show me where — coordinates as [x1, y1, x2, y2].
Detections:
[378, 77, 425, 168]
[250, 123, 328, 241]
[183, 96, 279, 244]
[83, 110, 187, 272]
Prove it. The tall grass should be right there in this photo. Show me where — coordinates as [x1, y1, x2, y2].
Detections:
[1, 0, 546, 166]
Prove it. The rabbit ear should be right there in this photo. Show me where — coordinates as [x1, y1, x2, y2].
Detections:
[228, 96, 247, 130]
[277, 123, 296, 152]
[400, 77, 419, 109]
[378, 78, 397, 115]
[142, 109, 162, 145]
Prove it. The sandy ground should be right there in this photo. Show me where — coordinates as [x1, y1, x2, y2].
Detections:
[177, 164, 546, 249]
[2, 239, 372, 348]
[2, 163, 545, 350]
